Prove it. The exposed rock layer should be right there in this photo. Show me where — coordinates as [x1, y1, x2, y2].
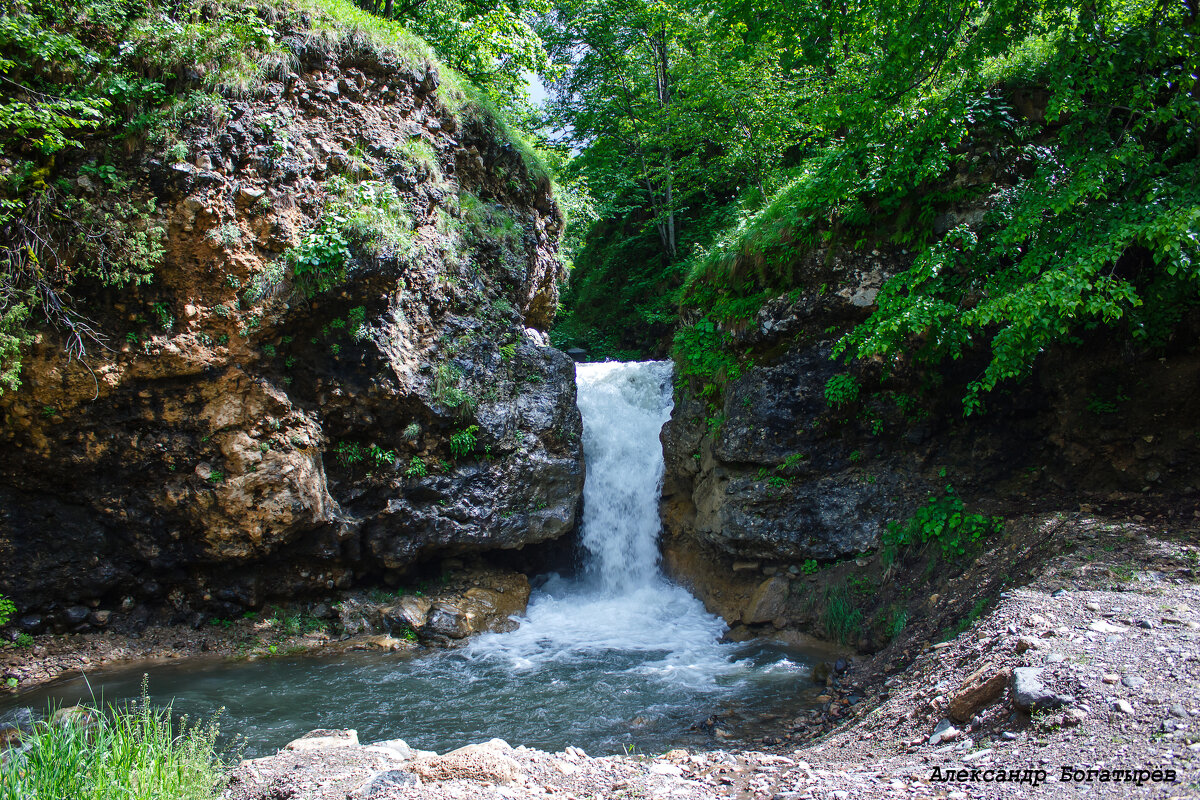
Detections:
[661, 242, 1200, 634]
[0, 32, 583, 630]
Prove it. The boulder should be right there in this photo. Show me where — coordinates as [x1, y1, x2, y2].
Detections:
[1010, 667, 1074, 712]
[411, 740, 520, 784]
[743, 576, 790, 625]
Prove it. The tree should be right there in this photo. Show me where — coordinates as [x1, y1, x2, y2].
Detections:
[352, 0, 554, 106]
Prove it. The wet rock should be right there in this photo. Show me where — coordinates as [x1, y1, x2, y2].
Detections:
[0, 725, 22, 751]
[63, 606, 89, 625]
[286, 729, 360, 751]
[929, 718, 960, 745]
[381, 596, 432, 633]
[51, 706, 98, 730]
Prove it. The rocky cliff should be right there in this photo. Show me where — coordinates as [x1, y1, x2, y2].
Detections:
[660, 241, 1200, 642]
[0, 21, 583, 631]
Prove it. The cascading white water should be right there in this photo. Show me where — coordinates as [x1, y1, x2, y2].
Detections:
[576, 360, 674, 589]
[466, 360, 736, 687]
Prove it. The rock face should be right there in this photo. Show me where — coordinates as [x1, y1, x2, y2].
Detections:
[338, 567, 531, 643]
[661, 249, 916, 594]
[661, 238, 1200, 634]
[0, 28, 583, 628]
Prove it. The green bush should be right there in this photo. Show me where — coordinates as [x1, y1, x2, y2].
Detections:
[0, 593, 14, 626]
[449, 425, 479, 459]
[823, 584, 863, 645]
[0, 680, 225, 800]
[884, 486, 1003, 560]
[405, 456, 428, 478]
[332, 440, 395, 470]
[823, 374, 860, 408]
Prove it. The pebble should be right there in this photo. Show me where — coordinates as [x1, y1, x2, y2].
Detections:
[1122, 675, 1148, 689]
[1115, 700, 1136, 715]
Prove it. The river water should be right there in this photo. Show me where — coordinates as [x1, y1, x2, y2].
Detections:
[1, 361, 826, 757]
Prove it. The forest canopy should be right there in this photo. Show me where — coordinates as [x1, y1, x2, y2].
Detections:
[0, 0, 1197, 411]
[540, 0, 1200, 416]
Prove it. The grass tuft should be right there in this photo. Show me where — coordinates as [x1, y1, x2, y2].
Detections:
[0, 677, 226, 800]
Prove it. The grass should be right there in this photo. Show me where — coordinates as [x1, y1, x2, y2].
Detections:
[0, 679, 226, 800]
[300, 0, 432, 71]
[823, 583, 864, 645]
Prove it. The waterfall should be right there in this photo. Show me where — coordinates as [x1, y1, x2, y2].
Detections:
[575, 360, 675, 590]
[466, 360, 734, 686]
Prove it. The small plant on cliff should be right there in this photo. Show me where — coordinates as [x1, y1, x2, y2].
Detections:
[208, 223, 241, 249]
[823, 583, 863, 645]
[287, 223, 352, 298]
[823, 374, 860, 408]
[0, 594, 15, 627]
[367, 443, 396, 470]
[393, 136, 442, 181]
[406, 456, 428, 478]
[433, 362, 478, 418]
[883, 486, 1003, 561]
[884, 607, 908, 641]
[449, 425, 479, 459]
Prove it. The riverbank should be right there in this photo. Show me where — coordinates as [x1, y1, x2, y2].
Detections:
[0, 566, 531, 694]
[220, 511, 1200, 799]
[5, 510, 1197, 797]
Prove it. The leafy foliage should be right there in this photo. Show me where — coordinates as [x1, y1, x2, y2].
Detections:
[0, 593, 14, 627]
[449, 424, 479, 458]
[883, 485, 1003, 560]
[353, 0, 553, 107]
[285, 179, 416, 298]
[823, 374, 861, 408]
[405, 455, 428, 478]
[332, 440, 397, 470]
[548, 0, 1200, 415]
